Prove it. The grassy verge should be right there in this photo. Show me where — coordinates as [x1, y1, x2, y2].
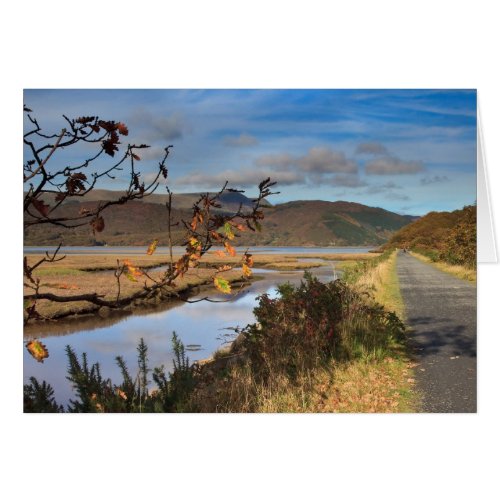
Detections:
[321, 251, 416, 412]
[410, 251, 476, 282]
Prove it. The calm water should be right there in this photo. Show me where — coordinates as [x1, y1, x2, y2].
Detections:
[24, 245, 374, 255]
[23, 264, 338, 408]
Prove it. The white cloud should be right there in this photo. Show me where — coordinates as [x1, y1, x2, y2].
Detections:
[298, 147, 358, 174]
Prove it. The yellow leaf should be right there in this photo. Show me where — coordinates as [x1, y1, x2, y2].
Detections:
[242, 263, 252, 278]
[146, 239, 158, 255]
[223, 222, 235, 240]
[26, 339, 49, 363]
[214, 277, 231, 294]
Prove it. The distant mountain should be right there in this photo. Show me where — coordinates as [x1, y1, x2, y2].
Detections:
[33, 189, 271, 212]
[24, 193, 416, 247]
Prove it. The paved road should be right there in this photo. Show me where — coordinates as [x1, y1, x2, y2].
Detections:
[396, 252, 476, 412]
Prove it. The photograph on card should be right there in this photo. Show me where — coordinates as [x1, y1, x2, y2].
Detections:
[23, 89, 477, 413]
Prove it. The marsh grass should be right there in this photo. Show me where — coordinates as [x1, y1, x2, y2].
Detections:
[24, 251, 373, 319]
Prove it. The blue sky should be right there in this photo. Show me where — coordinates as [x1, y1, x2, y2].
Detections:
[23, 89, 476, 215]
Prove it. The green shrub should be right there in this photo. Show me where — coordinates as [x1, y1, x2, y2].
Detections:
[238, 272, 405, 383]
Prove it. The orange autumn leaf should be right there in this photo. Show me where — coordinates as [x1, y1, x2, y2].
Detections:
[214, 250, 226, 257]
[224, 241, 236, 257]
[243, 253, 254, 267]
[123, 259, 142, 281]
[26, 339, 49, 363]
[231, 222, 246, 232]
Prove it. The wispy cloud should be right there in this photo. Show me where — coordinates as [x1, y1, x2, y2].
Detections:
[363, 182, 403, 195]
[323, 174, 368, 188]
[175, 169, 304, 189]
[355, 142, 388, 155]
[420, 175, 450, 185]
[365, 156, 425, 175]
[385, 192, 410, 201]
[223, 133, 258, 147]
[254, 153, 295, 170]
[129, 108, 188, 142]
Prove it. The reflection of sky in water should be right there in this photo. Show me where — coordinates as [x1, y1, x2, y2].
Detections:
[23, 265, 335, 408]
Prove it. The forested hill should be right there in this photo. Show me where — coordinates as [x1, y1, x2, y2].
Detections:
[382, 205, 476, 268]
[24, 192, 417, 247]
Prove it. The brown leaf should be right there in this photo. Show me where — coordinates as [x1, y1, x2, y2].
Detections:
[76, 116, 95, 124]
[32, 198, 50, 217]
[91, 216, 105, 233]
[102, 131, 120, 156]
[116, 122, 129, 136]
[131, 153, 140, 161]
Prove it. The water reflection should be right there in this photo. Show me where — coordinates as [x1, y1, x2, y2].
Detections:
[23, 265, 336, 408]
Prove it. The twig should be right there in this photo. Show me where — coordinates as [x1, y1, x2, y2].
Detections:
[24, 128, 66, 182]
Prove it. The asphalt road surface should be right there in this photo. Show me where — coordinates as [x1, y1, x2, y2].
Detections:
[396, 252, 477, 412]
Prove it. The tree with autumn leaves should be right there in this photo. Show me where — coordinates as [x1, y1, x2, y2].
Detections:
[23, 105, 276, 341]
